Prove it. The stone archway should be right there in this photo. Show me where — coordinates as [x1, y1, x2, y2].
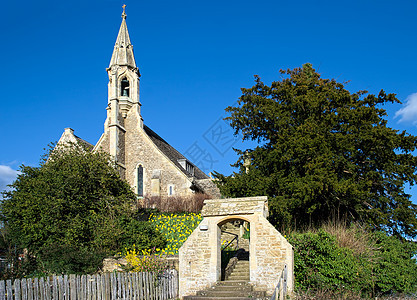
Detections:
[179, 196, 294, 298]
[218, 217, 251, 281]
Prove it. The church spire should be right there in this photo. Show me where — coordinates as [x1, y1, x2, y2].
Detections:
[109, 5, 137, 68]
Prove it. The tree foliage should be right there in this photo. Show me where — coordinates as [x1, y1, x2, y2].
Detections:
[215, 64, 417, 238]
[0, 144, 165, 275]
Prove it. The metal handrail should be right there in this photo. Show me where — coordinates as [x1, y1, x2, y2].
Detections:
[221, 231, 239, 250]
[270, 264, 287, 300]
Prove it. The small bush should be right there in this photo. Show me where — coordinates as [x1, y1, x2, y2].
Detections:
[123, 248, 168, 274]
[116, 214, 166, 251]
[38, 244, 107, 274]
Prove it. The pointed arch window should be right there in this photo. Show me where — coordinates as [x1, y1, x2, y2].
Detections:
[121, 77, 130, 97]
[137, 165, 144, 197]
[168, 184, 175, 196]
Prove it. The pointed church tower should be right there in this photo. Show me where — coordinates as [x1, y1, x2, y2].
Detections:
[96, 5, 142, 178]
[107, 4, 141, 118]
[92, 6, 220, 198]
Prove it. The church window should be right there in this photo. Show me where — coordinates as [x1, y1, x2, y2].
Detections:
[137, 165, 144, 197]
[168, 184, 175, 196]
[121, 77, 130, 97]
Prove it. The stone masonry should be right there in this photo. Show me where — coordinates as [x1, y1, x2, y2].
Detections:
[178, 196, 294, 298]
[96, 106, 196, 197]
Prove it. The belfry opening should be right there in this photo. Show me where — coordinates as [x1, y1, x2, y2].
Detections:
[121, 77, 130, 97]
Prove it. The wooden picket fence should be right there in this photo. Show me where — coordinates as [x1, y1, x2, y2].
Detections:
[0, 270, 178, 300]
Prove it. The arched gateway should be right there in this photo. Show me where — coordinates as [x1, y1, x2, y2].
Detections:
[179, 196, 294, 298]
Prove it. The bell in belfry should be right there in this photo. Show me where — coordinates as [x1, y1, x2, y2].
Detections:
[121, 77, 130, 97]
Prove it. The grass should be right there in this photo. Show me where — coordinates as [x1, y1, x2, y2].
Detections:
[321, 221, 375, 256]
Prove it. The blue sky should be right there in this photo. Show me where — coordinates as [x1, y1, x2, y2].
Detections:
[1, 0, 417, 202]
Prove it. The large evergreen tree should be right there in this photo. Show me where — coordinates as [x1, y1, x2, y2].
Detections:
[0, 144, 165, 275]
[215, 64, 417, 238]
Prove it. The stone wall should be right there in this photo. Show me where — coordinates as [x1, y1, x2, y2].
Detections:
[250, 214, 293, 293]
[124, 109, 194, 198]
[102, 255, 179, 273]
[179, 218, 219, 296]
[179, 196, 294, 298]
[95, 106, 196, 198]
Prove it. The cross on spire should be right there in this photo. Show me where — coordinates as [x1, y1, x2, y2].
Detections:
[122, 4, 127, 19]
[109, 4, 136, 69]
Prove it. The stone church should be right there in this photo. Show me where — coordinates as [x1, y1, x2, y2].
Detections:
[57, 7, 220, 199]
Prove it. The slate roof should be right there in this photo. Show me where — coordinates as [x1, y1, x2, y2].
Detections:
[143, 125, 209, 180]
[74, 135, 94, 150]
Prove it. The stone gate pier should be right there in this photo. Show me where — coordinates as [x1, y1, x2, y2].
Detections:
[179, 196, 294, 298]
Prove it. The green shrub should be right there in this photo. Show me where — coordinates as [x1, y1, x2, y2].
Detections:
[289, 227, 417, 297]
[289, 229, 372, 293]
[371, 231, 417, 295]
[116, 214, 166, 251]
[0, 145, 166, 277]
[38, 244, 107, 274]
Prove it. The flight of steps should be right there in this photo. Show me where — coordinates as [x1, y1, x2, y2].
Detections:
[183, 221, 267, 299]
[184, 257, 267, 300]
[226, 259, 250, 281]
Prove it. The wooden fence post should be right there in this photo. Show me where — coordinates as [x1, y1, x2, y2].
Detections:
[0, 269, 180, 300]
[0, 280, 5, 300]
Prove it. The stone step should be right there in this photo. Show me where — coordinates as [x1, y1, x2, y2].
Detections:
[236, 260, 249, 264]
[233, 265, 249, 270]
[231, 264, 249, 269]
[224, 258, 250, 281]
[184, 279, 268, 300]
[197, 291, 266, 298]
[190, 290, 267, 299]
[231, 263, 249, 269]
[216, 280, 250, 286]
[230, 270, 249, 276]
[208, 285, 252, 292]
[228, 272, 249, 277]
[233, 264, 249, 270]
[197, 290, 254, 297]
[227, 275, 250, 281]
[230, 272, 249, 277]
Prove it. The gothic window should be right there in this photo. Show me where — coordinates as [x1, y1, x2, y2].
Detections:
[168, 184, 175, 196]
[121, 77, 130, 97]
[137, 165, 144, 197]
